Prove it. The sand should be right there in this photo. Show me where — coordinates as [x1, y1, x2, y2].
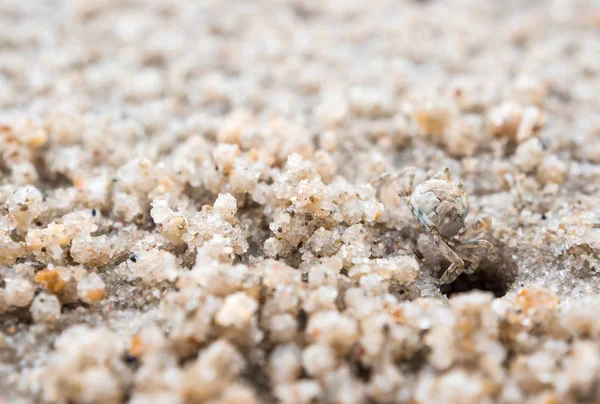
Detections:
[1, 0, 600, 402]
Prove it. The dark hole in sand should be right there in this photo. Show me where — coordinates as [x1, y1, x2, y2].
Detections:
[440, 247, 517, 298]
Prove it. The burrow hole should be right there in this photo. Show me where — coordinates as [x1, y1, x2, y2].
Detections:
[439, 248, 518, 298]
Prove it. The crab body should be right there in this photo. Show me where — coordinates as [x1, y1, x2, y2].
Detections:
[410, 178, 469, 238]
[375, 167, 497, 284]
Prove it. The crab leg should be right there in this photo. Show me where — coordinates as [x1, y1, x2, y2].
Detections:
[453, 248, 480, 275]
[431, 230, 465, 285]
[440, 261, 467, 285]
[459, 239, 498, 261]
[372, 167, 417, 199]
[460, 217, 492, 240]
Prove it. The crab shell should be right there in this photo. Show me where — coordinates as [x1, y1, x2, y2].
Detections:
[409, 178, 469, 237]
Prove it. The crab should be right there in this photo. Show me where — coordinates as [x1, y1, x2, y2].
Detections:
[375, 167, 497, 284]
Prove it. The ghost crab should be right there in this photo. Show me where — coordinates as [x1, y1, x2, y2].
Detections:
[375, 167, 497, 284]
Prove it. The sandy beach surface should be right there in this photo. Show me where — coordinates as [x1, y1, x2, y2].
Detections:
[2, 0, 600, 402]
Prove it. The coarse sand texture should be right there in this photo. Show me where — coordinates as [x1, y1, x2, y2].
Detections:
[1, 0, 600, 403]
